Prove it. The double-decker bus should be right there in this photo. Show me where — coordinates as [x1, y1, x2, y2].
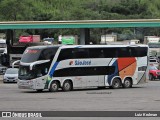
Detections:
[17, 45, 149, 92]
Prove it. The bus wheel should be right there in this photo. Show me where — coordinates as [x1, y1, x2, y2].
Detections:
[123, 78, 132, 88]
[62, 80, 73, 91]
[49, 81, 59, 92]
[110, 78, 121, 89]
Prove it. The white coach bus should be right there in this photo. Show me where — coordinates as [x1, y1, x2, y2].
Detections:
[17, 45, 149, 92]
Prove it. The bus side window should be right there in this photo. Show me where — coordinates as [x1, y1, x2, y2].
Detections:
[73, 48, 89, 58]
[57, 49, 73, 61]
[130, 47, 147, 57]
[39, 51, 45, 60]
[103, 48, 117, 58]
[118, 47, 131, 57]
[130, 48, 136, 57]
[136, 47, 148, 57]
[89, 48, 104, 58]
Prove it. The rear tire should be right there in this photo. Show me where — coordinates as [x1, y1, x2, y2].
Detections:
[123, 78, 132, 88]
[110, 78, 121, 89]
[49, 81, 59, 92]
[62, 80, 73, 91]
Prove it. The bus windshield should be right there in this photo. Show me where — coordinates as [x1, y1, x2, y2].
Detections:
[19, 46, 59, 80]
[21, 47, 59, 63]
[18, 66, 35, 80]
[19, 62, 50, 80]
[21, 49, 41, 63]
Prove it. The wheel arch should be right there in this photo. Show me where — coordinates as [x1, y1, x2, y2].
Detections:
[123, 77, 133, 85]
[48, 79, 61, 89]
[61, 78, 73, 86]
[62, 79, 73, 87]
[110, 76, 122, 86]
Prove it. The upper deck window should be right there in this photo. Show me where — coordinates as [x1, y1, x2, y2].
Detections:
[21, 47, 59, 63]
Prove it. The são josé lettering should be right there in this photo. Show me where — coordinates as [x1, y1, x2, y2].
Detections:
[75, 60, 91, 65]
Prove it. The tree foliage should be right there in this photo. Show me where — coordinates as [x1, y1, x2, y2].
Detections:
[0, 0, 160, 42]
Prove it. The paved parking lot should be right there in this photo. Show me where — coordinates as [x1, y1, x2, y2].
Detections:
[0, 75, 160, 119]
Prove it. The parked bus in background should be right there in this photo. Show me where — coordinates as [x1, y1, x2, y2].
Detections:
[148, 42, 160, 57]
[144, 36, 160, 44]
[0, 39, 7, 55]
[17, 45, 149, 92]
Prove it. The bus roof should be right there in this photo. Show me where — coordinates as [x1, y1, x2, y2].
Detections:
[27, 45, 61, 49]
[27, 44, 148, 50]
[60, 44, 148, 49]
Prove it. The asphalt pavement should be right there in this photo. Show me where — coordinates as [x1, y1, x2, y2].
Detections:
[1, 75, 160, 120]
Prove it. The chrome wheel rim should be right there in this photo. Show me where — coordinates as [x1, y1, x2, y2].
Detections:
[125, 80, 130, 87]
[52, 83, 58, 90]
[113, 81, 119, 88]
[64, 83, 70, 90]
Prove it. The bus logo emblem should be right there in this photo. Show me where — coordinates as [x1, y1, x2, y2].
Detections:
[69, 61, 74, 65]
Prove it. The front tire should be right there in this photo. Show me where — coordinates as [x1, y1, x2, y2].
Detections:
[123, 78, 132, 88]
[110, 78, 121, 89]
[62, 80, 73, 91]
[49, 81, 59, 92]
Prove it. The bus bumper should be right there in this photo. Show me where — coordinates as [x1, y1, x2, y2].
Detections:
[18, 80, 35, 89]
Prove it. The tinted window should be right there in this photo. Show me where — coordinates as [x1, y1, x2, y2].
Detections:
[57, 48, 89, 61]
[57, 48, 73, 61]
[117, 47, 131, 57]
[57, 47, 148, 61]
[103, 48, 117, 58]
[19, 62, 50, 80]
[53, 66, 115, 77]
[21, 47, 58, 63]
[34, 63, 50, 77]
[21, 49, 42, 63]
[19, 66, 35, 80]
[39, 48, 58, 60]
[89, 48, 105, 58]
[131, 47, 148, 57]
[73, 48, 89, 58]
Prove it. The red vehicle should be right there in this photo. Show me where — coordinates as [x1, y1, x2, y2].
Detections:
[149, 66, 160, 80]
[19, 35, 40, 43]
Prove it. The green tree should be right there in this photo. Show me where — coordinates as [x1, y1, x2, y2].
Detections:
[0, 0, 34, 21]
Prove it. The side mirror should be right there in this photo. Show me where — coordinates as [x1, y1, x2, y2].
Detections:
[12, 60, 20, 68]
